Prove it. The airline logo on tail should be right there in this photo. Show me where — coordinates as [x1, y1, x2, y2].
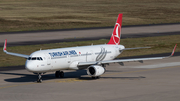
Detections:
[113, 23, 121, 44]
[108, 14, 122, 45]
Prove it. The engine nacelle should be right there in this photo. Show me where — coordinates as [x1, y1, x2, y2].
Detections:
[87, 65, 105, 77]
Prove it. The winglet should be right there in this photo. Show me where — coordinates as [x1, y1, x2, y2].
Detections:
[3, 39, 7, 52]
[171, 44, 177, 56]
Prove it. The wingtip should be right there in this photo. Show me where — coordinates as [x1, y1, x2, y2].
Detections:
[171, 44, 177, 56]
[3, 39, 7, 52]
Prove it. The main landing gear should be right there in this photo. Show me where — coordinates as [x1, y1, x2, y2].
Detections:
[92, 76, 100, 79]
[55, 71, 64, 78]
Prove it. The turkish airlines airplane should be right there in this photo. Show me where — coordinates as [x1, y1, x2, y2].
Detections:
[3, 14, 177, 83]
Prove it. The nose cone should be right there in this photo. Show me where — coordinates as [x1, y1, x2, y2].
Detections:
[25, 61, 37, 72]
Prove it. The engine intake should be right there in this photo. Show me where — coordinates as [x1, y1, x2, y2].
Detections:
[87, 65, 105, 76]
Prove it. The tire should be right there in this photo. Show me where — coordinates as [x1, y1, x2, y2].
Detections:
[60, 71, 64, 78]
[55, 71, 60, 78]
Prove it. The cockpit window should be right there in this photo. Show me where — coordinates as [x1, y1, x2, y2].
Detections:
[27, 57, 43, 61]
[28, 57, 31, 60]
[37, 57, 40, 60]
[32, 57, 36, 60]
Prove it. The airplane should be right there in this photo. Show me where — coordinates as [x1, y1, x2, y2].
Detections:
[3, 14, 177, 83]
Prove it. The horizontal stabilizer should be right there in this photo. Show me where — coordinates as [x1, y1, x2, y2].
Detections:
[123, 47, 150, 51]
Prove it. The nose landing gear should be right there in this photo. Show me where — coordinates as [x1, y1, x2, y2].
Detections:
[37, 73, 42, 83]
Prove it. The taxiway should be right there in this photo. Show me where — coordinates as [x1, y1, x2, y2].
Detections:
[0, 56, 179, 101]
[0, 24, 180, 47]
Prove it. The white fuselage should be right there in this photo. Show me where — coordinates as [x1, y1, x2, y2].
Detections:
[25, 44, 125, 73]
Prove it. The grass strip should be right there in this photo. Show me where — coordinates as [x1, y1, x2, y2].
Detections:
[0, 0, 180, 32]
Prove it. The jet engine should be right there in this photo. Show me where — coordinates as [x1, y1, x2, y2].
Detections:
[87, 65, 105, 77]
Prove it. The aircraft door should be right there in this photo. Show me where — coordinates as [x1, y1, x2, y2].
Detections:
[44, 53, 51, 66]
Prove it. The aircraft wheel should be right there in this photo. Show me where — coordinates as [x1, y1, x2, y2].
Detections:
[55, 71, 64, 78]
[96, 76, 100, 79]
[60, 71, 64, 78]
[37, 73, 42, 83]
[55, 71, 60, 78]
[37, 79, 42, 83]
[92, 76, 99, 79]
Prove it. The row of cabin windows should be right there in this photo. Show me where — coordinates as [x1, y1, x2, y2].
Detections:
[28, 57, 43, 60]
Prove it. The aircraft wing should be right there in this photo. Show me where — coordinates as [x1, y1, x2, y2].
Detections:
[78, 44, 177, 66]
[3, 39, 29, 58]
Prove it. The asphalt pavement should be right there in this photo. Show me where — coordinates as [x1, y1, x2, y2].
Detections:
[0, 56, 179, 101]
[0, 24, 180, 47]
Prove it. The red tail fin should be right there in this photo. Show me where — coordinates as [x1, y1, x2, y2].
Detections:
[107, 14, 122, 45]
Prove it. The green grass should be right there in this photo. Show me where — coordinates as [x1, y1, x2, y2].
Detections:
[0, 0, 180, 32]
[0, 35, 180, 67]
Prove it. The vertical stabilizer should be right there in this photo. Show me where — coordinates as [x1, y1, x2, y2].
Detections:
[107, 14, 123, 45]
